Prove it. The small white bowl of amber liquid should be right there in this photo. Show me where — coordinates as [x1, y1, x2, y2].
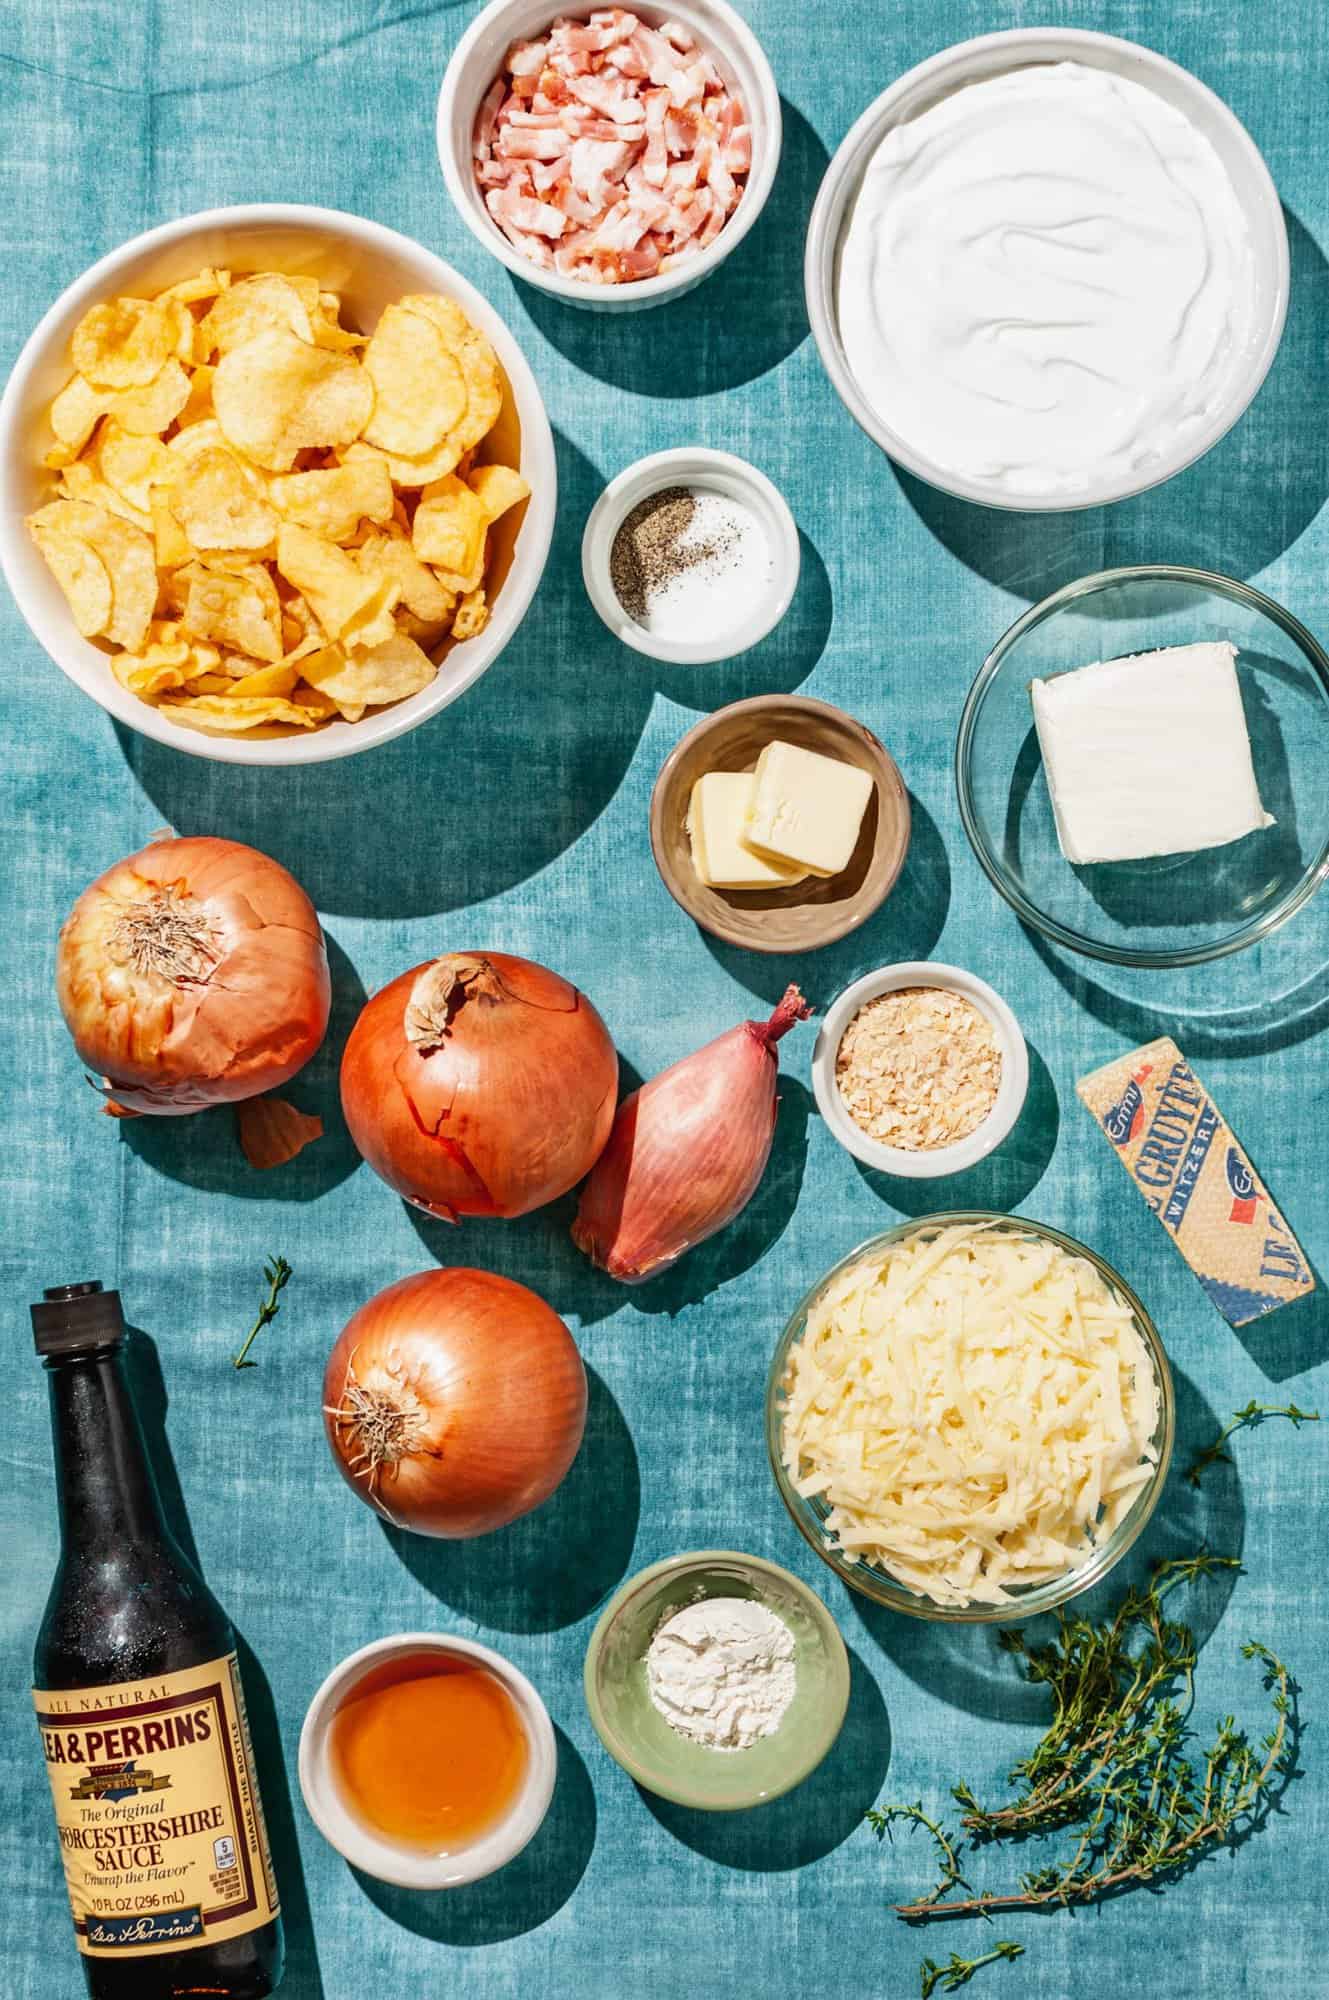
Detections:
[298, 1632, 556, 1887]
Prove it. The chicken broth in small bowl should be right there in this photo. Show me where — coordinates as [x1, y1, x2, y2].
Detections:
[299, 1633, 555, 1887]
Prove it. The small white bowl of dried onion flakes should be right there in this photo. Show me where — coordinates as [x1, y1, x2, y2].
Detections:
[0, 204, 556, 764]
[811, 962, 1028, 1180]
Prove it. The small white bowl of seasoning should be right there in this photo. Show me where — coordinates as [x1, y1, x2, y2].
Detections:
[812, 962, 1029, 1179]
[582, 447, 800, 663]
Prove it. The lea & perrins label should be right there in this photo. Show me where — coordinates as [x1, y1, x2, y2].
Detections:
[33, 1652, 279, 1959]
[1077, 1036, 1313, 1327]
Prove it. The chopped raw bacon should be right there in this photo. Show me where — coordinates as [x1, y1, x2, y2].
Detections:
[472, 7, 748, 285]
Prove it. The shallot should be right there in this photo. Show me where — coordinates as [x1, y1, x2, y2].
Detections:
[572, 985, 810, 1282]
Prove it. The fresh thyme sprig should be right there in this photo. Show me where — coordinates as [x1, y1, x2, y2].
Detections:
[919, 1942, 1024, 1996]
[1186, 1401, 1319, 1486]
[232, 1255, 292, 1370]
[878, 1554, 1299, 1924]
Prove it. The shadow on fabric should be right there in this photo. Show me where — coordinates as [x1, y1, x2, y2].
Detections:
[380, 1364, 640, 1630]
[851, 1360, 1244, 1726]
[124, 1327, 326, 1999]
[643, 1644, 890, 1868]
[122, 430, 654, 919]
[510, 99, 827, 398]
[351, 1723, 594, 1943]
[889, 210, 1329, 600]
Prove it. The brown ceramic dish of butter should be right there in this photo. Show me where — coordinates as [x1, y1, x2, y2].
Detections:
[649, 695, 911, 953]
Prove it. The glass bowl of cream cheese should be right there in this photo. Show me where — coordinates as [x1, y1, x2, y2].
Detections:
[957, 565, 1329, 967]
[806, 30, 1288, 511]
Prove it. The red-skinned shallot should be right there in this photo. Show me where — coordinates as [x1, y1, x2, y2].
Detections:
[572, 985, 811, 1282]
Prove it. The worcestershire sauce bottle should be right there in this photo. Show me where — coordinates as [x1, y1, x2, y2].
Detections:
[31, 1282, 283, 1997]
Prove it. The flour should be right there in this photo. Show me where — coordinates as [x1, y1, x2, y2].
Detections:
[645, 1596, 796, 1751]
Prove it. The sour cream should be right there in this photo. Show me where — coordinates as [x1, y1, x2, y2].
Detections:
[837, 62, 1258, 498]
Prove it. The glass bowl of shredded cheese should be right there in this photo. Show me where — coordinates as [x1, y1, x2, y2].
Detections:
[767, 1214, 1173, 1622]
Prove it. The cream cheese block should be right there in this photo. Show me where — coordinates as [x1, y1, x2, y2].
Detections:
[687, 771, 808, 890]
[744, 740, 875, 877]
[1031, 640, 1274, 866]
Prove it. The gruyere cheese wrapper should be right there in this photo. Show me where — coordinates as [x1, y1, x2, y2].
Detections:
[1077, 1037, 1313, 1326]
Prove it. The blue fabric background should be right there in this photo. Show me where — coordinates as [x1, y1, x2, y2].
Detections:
[4, 3, 1328, 1995]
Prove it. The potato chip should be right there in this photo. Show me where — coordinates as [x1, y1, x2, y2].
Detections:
[395, 611, 454, 652]
[340, 577, 401, 652]
[309, 295, 366, 352]
[109, 620, 223, 696]
[158, 693, 321, 734]
[213, 327, 373, 472]
[160, 267, 230, 306]
[362, 303, 466, 458]
[354, 528, 455, 622]
[71, 297, 185, 391]
[29, 521, 112, 637]
[275, 522, 386, 640]
[116, 357, 193, 435]
[412, 475, 487, 589]
[31, 498, 157, 649]
[299, 630, 435, 712]
[451, 587, 489, 643]
[269, 458, 393, 542]
[400, 293, 502, 455]
[58, 460, 152, 533]
[468, 461, 530, 524]
[151, 487, 194, 569]
[173, 363, 216, 431]
[170, 444, 277, 552]
[341, 433, 463, 489]
[180, 560, 283, 662]
[93, 422, 174, 517]
[291, 683, 342, 721]
[228, 661, 299, 697]
[199, 273, 314, 359]
[49, 374, 105, 455]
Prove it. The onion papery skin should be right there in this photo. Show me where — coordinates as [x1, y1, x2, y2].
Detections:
[572, 985, 811, 1283]
[322, 1268, 588, 1538]
[57, 836, 331, 1115]
[339, 952, 618, 1220]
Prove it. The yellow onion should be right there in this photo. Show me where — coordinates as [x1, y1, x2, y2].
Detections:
[57, 835, 330, 1115]
[340, 951, 618, 1220]
[323, 1268, 587, 1538]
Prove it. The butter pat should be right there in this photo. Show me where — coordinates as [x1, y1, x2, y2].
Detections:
[1031, 641, 1274, 865]
[1077, 1037, 1313, 1327]
[688, 772, 808, 890]
[745, 741, 875, 877]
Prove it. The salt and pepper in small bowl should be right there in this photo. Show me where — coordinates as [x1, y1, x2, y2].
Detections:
[582, 447, 800, 664]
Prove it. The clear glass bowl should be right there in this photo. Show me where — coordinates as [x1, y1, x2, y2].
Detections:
[766, 1213, 1175, 1624]
[956, 566, 1329, 967]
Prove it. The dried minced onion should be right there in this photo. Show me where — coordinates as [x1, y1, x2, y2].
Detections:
[835, 985, 1001, 1151]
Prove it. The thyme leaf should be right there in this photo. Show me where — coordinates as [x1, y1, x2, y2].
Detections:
[919, 1942, 1024, 1997]
[878, 1554, 1300, 1924]
[1185, 1401, 1319, 1486]
[232, 1255, 292, 1370]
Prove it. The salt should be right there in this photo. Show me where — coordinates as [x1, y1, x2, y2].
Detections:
[610, 486, 773, 643]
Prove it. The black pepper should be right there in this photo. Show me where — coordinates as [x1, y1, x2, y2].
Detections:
[609, 485, 738, 624]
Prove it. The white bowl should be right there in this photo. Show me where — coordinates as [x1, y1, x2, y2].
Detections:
[812, 962, 1029, 1179]
[805, 30, 1289, 513]
[0, 203, 557, 764]
[437, 0, 781, 312]
[298, 1632, 557, 1889]
[581, 446, 799, 662]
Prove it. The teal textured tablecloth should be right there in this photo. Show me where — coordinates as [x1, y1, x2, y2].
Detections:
[4, 4, 1328, 1995]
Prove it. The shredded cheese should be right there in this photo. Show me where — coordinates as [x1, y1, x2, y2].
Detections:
[778, 1221, 1160, 1608]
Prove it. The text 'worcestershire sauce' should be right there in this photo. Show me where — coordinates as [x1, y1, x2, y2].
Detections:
[31, 1282, 283, 1998]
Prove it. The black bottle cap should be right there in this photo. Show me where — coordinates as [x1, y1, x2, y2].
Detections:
[32, 1281, 125, 1357]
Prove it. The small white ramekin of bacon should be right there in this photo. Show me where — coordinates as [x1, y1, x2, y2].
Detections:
[438, 0, 781, 308]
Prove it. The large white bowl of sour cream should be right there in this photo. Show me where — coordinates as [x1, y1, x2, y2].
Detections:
[806, 31, 1289, 512]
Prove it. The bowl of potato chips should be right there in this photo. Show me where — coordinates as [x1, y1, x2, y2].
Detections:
[0, 204, 556, 762]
